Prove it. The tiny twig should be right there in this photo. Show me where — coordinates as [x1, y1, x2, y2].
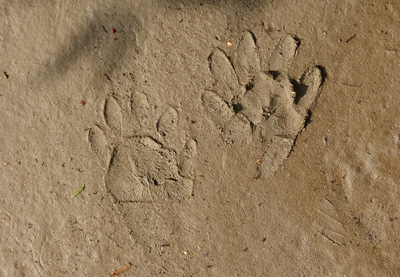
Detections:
[345, 34, 356, 43]
[104, 73, 111, 82]
[112, 262, 131, 276]
[342, 83, 360, 88]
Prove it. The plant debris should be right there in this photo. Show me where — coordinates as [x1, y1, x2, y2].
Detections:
[112, 262, 131, 276]
[71, 184, 85, 198]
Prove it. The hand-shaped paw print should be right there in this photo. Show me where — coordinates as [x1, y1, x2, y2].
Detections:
[88, 92, 197, 203]
[202, 31, 325, 177]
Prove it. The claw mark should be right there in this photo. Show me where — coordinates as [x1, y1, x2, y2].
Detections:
[319, 228, 344, 246]
[315, 198, 345, 246]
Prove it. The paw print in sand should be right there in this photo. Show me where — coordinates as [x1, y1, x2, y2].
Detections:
[202, 31, 325, 177]
[88, 92, 197, 203]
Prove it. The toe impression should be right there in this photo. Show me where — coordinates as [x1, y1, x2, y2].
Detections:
[202, 90, 234, 127]
[157, 106, 178, 137]
[88, 125, 108, 156]
[296, 66, 323, 112]
[258, 136, 293, 178]
[178, 139, 198, 179]
[104, 96, 123, 133]
[269, 35, 299, 73]
[209, 49, 240, 101]
[235, 30, 261, 86]
[131, 91, 151, 128]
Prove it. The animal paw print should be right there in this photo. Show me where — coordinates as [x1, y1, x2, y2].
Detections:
[88, 92, 197, 203]
[202, 31, 325, 177]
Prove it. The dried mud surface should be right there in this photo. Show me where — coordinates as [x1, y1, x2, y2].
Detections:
[1, 0, 399, 276]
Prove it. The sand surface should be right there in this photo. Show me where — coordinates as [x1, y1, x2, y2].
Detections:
[1, 0, 399, 276]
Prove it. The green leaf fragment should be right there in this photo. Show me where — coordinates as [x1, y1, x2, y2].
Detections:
[71, 185, 85, 198]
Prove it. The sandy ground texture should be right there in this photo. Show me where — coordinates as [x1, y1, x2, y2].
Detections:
[1, 0, 400, 276]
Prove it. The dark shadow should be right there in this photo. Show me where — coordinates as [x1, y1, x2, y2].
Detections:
[34, 12, 142, 87]
[293, 65, 327, 104]
[233, 102, 243, 113]
[291, 77, 308, 104]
